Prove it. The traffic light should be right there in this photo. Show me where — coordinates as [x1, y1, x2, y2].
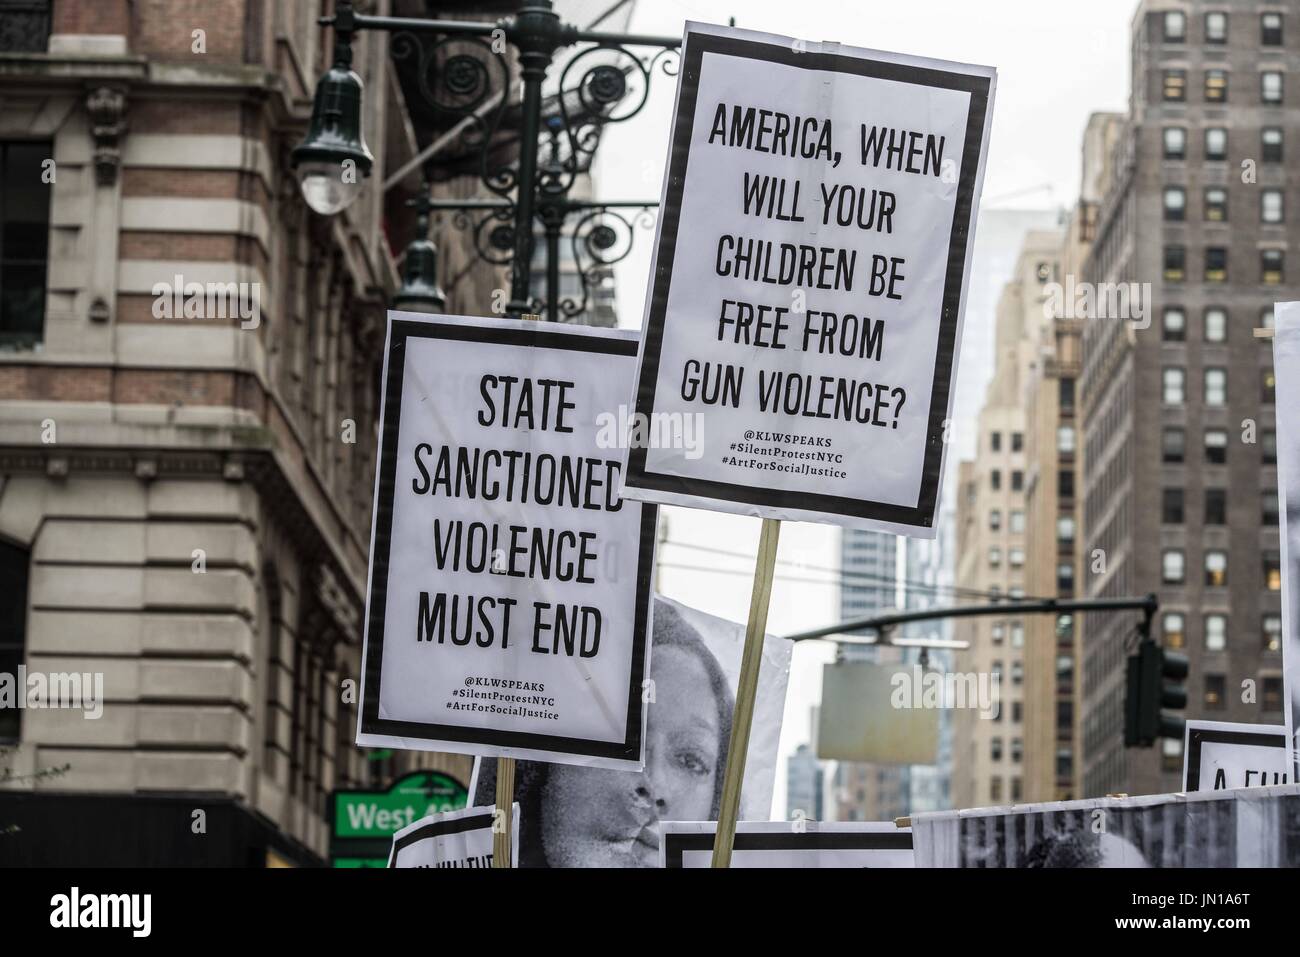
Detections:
[1124, 640, 1189, 747]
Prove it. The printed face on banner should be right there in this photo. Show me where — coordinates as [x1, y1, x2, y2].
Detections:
[470, 596, 791, 867]
[622, 22, 995, 535]
[356, 314, 656, 769]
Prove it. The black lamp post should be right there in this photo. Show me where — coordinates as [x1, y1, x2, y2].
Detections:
[392, 187, 447, 314]
[290, 0, 680, 320]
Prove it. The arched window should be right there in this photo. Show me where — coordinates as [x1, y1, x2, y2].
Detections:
[0, 538, 31, 742]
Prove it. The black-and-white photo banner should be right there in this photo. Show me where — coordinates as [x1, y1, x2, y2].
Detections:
[621, 21, 995, 536]
[660, 822, 913, 868]
[356, 313, 656, 769]
[1183, 720, 1290, 792]
[388, 805, 518, 868]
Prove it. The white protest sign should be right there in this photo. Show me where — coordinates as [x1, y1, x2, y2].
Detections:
[1275, 301, 1300, 778]
[388, 804, 518, 868]
[660, 822, 913, 868]
[356, 313, 657, 770]
[621, 21, 995, 536]
[1183, 721, 1290, 792]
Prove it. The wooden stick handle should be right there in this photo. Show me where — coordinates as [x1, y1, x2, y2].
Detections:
[493, 756, 516, 868]
[711, 517, 781, 868]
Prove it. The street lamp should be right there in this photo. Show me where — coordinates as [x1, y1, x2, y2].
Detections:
[290, 1, 373, 215]
[393, 188, 447, 314]
[292, 0, 678, 320]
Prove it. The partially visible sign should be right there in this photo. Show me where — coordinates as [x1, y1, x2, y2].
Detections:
[1183, 720, 1289, 792]
[1275, 300, 1300, 778]
[660, 822, 913, 868]
[817, 661, 942, 764]
[330, 770, 468, 866]
[389, 805, 518, 869]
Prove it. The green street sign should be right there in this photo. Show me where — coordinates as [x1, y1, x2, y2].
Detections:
[331, 771, 469, 843]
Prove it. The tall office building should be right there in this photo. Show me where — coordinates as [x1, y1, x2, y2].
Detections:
[952, 227, 1064, 810]
[1077, 0, 1300, 797]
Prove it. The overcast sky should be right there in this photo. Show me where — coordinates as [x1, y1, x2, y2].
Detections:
[591, 0, 1137, 815]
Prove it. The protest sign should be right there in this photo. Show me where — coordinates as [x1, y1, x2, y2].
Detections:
[1183, 721, 1290, 792]
[387, 804, 518, 869]
[660, 822, 913, 868]
[1275, 301, 1300, 778]
[468, 595, 791, 867]
[356, 313, 657, 772]
[621, 21, 995, 537]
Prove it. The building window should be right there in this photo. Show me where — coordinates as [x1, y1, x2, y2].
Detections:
[1163, 10, 1186, 42]
[1264, 429, 1277, 464]
[1264, 614, 1282, 653]
[992, 622, 1005, 645]
[0, 142, 53, 349]
[1262, 306, 1276, 331]
[990, 469, 1001, 491]
[1009, 510, 1026, 533]
[1203, 307, 1227, 343]
[1057, 425, 1075, 454]
[1057, 562, 1074, 594]
[1265, 551, 1281, 591]
[1163, 186, 1186, 221]
[1262, 71, 1283, 105]
[1162, 549, 1185, 584]
[1011, 738, 1023, 763]
[1011, 470, 1024, 492]
[1262, 189, 1285, 224]
[1205, 428, 1228, 464]
[1262, 12, 1283, 46]
[0, 538, 31, 743]
[1204, 550, 1228, 587]
[1163, 612, 1185, 649]
[1205, 127, 1227, 161]
[1263, 677, 1284, 713]
[1163, 126, 1187, 160]
[0, 1, 50, 53]
[1162, 306, 1186, 341]
[1059, 377, 1075, 412]
[1010, 622, 1024, 648]
[1009, 547, 1025, 568]
[1205, 11, 1228, 44]
[1014, 701, 1025, 722]
[1204, 367, 1226, 407]
[1162, 367, 1185, 404]
[1058, 469, 1074, 499]
[1203, 187, 1227, 222]
[1057, 516, 1075, 543]
[989, 547, 1002, 568]
[1205, 614, 1227, 652]
[992, 738, 1003, 761]
[1262, 368, 1276, 404]
[989, 508, 1002, 531]
[1262, 127, 1283, 163]
[1164, 245, 1186, 282]
[1011, 432, 1023, 452]
[1262, 249, 1284, 285]
[1263, 490, 1279, 526]
[1204, 487, 1227, 525]
[1163, 69, 1187, 102]
[1011, 661, 1023, 686]
[1204, 69, 1228, 103]
[1162, 738, 1183, 772]
[1163, 427, 1185, 463]
[990, 778, 1003, 802]
[991, 431, 1001, 452]
[1162, 488, 1185, 524]
[1204, 247, 1227, 282]
[1204, 674, 1226, 710]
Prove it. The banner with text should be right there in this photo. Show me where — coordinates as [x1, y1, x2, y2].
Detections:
[1183, 721, 1289, 792]
[357, 314, 657, 770]
[388, 805, 518, 868]
[661, 821, 913, 867]
[622, 21, 995, 535]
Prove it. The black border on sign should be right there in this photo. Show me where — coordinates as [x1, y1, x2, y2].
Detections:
[662, 828, 914, 868]
[1183, 726, 1288, 791]
[359, 319, 657, 764]
[388, 810, 497, 867]
[626, 32, 991, 528]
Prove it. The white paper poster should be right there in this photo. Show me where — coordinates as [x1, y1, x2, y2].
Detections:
[469, 595, 791, 867]
[660, 821, 913, 868]
[387, 805, 518, 869]
[1183, 720, 1290, 792]
[1275, 301, 1300, 778]
[356, 313, 657, 769]
[621, 21, 995, 536]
